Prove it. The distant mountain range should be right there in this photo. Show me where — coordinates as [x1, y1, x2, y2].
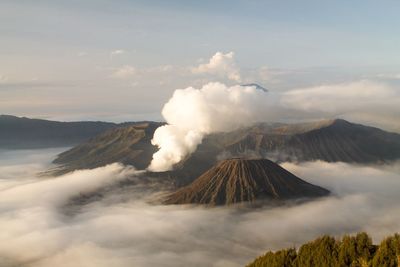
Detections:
[0, 115, 153, 149]
[241, 83, 268, 92]
[164, 158, 329, 206]
[221, 118, 400, 163]
[0, 115, 117, 149]
[51, 118, 400, 186]
[3, 115, 400, 206]
[3, 114, 400, 183]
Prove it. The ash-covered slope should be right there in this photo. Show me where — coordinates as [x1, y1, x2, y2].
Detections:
[225, 119, 400, 163]
[52, 122, 162, 175]
[51, 119, 400, 184]
[164, 158, 329, 206]
[168, 119, 400, 186]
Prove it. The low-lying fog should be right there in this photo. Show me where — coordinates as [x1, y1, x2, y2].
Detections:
[1, 149, 400, 267]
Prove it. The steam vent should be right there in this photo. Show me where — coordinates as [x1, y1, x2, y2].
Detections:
[164, 158, 329, 206]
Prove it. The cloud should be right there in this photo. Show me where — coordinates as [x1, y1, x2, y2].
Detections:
[0, 150, 138, 265]
[148, 82, 274, 171]
[1, 163, 134, 209]
[146, 65, 173, 73]
[2, 150, 400, 267]
[0, 74, 9, 84]
[255, 66, 295, 84]
[281, 80, 400, 131]
[282, 80, 395, 113]
[110, 50, 125, 58]
[77, 52, 88, 57]
[111, 65, 137, 79]
[192, 52, 241, 82]
[110, 65, 175, 80]
[146, 78, 399, 171]
[375, 73, 400, 80]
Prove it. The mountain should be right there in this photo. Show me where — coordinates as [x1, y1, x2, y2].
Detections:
[241, 83, 268, 92]
[162, 119, 400, 186]
[224, 119, 400, 163]
[51, 119, 400, 186]
[0, 115, 118, 149]
[163, 158, 329, 206]
[52, 122, 163, 175]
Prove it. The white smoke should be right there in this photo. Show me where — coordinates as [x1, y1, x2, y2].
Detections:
[148, 82, 272, 171]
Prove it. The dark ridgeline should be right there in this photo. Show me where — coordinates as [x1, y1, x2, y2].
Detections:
[226, 119, 400, 163]
[163, 158, 329, 206]
[240, 83, 268, 92]
[0, 114, 163, 150]
[0, 115, 117, 149]
[50, 118, 400, 185]
[247, 232, 400, 267]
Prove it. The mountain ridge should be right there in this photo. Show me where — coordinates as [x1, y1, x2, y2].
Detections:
[51, 122, 163, 175]
[50, 118, 400, 186]
[0, 114, 162, 149]
[0, 115, 118, 149]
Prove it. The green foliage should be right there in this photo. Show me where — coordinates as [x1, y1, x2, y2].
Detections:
[249, 248, 296, 267]
[294, 235, 338, 267]
[371, 234, 400, 267]
[246, 232, 399, 267]
[337, 232, 374, 267]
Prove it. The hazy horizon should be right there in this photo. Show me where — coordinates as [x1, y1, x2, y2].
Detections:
[1, 1, 400, 131]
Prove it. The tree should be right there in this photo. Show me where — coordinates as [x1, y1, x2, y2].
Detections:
[247, 233, 399, 267]
[372, 234, 400, 267]
[294, 235, 338, 267]
[247, 248, 296, 267]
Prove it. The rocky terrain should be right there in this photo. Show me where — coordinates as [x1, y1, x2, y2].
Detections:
[51, 122, 163, 175]
[164, 158, 329, 206]
[51, 119, 400, 186]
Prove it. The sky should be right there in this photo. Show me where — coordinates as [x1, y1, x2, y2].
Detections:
[1, 0, 400, 126]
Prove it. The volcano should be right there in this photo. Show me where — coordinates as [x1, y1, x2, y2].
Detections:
[164, 158, 329, 206]
[52, 119, 400, 180]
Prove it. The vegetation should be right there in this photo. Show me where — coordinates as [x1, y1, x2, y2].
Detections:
[247, 233, 400, 267]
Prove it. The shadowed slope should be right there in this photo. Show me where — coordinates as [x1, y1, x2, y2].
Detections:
[50, 119, 400, 185]
[164, 158, 329, 206]
[52, 122, 163, 174]
[0, 114, 117, 149]
[225, 119, 400, 163]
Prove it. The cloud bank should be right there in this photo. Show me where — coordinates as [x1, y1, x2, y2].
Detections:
[110, 49, 125, 58]
[1, 150, 400, 267]
[281, 80, 400, 131]
[282, 80, 397, 113]
[111, 65, 137, 79]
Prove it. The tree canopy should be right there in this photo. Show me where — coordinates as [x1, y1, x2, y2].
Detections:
[247, 233, 400, 267]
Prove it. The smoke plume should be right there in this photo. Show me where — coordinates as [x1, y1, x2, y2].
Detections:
[148, 82, 271, 171]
